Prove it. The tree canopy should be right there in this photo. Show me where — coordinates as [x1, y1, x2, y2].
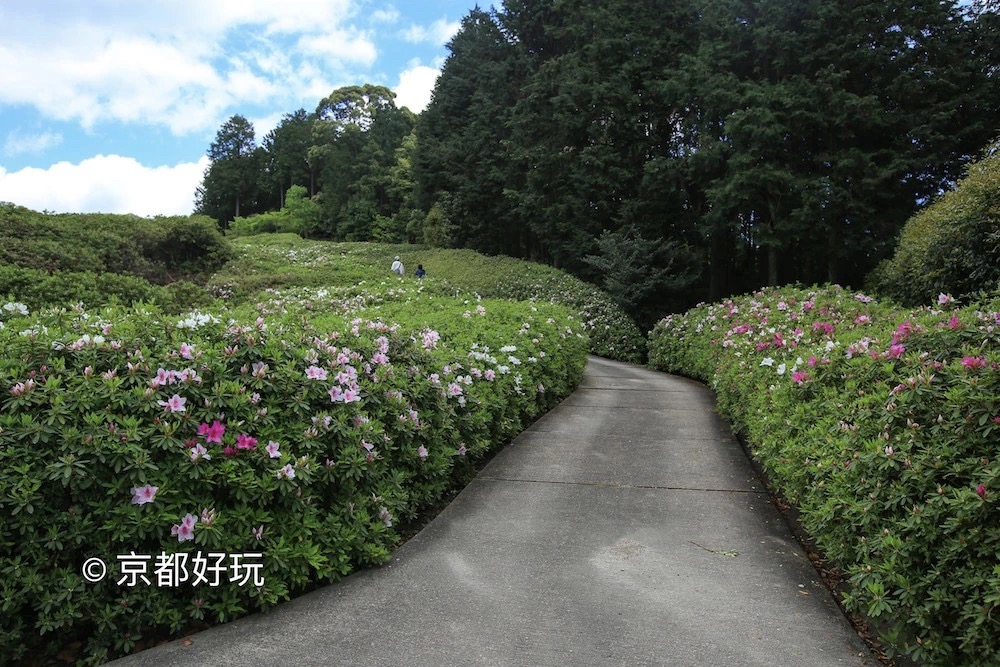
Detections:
[194, 0, 1000, 320]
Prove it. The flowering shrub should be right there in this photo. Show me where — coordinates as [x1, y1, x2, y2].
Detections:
[0, 294, 587, 664]
[649, 285, 1000, 666]
[209, 236, 646, 363]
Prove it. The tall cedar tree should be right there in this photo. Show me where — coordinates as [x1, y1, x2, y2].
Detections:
[194, 114, 262, 229]
[414, 8, 528, 256]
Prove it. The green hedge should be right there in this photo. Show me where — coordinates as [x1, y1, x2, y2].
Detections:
[0, 294, 588, 665]
[867, 140, 1000, 305]
[0, 204, 232, 284]
[649, 285, 1000, 666]
[210, 236, 647, 363]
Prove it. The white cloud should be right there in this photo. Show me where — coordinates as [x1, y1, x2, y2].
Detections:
[400, 17, 461, 45]
[371, 6, 401, 23]
[395, 63, 441, 113]
[0, 155, 210, 217]
[3, 130, 63, 157]
[0, 1, 374, 136]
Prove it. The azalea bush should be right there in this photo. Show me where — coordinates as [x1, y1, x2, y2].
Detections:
[649, 285, 1000, 666]
[209, 235, 646, 363]
[0, 293, 587, 665]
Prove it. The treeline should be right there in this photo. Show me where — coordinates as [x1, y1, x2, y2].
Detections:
[195, 0, 1000, 327]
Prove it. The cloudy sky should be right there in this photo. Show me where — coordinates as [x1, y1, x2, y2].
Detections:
[0, 0, 491, 216]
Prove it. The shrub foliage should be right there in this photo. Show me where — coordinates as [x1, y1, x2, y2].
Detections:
[649, 285, 1000, 666]
[0, 293, 588, 664]
[867, 141, 1000, 305]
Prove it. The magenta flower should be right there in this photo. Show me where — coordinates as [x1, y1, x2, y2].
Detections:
[236, 433, 258, 450]
[961, 356, 988, 370]
[976, 484, 987, 499]
[886, 344, 905, 360]
[130, 484, 158, 505]
[791, 370, 808, 385]
[198, 420, 226, 443]
[223, 446, 238, 457]
[157, 393, 187, 412]
[265, 440, 281, 458]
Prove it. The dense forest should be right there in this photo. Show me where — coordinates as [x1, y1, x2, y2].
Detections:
[194, 0, 1000, 328]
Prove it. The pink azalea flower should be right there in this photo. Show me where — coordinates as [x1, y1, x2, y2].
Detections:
[791, 370, 808, 385]
[343, 387, 361, 403]
[362, 440, 374, 452]
[448, 383, 463, 397]
[371, 352, 388, 365]
[947, 315, 961, 330]
[335, 371, 352, 385]
[198, 420, 226, 443]
[223, 446, 238, 457]
[457, 443, 467, 456]
[961, 356, 988, 370]
[157, 393, 187, 412]
[265, 441, 281, 458]
[484, 369, 495, 381]
[885, 344, 905, 360]
[417, 445, 428, 459]
[170, 513, 198, 542]
[237, 433, 258, 450]
[277, 464, 295, 480]
[328, 386, 344, 402]
[130, 484, 158, 505]
[938, 293, 954, 306]
[180, 342, 195, 360]
[976, 484, 987, 499]
[306, 365, 328, 380]
[378, 507, 393, 526]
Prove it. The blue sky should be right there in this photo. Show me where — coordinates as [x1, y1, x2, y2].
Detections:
[0, 0, 494, 216]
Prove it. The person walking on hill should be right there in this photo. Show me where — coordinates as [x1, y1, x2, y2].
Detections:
[391, 255, 404, 276]
[415, 264, 425, 279]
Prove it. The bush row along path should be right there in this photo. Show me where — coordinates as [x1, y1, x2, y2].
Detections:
[112, 356, 874, 666]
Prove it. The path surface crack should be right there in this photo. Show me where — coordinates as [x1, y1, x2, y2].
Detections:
[476, 476, 766, 494]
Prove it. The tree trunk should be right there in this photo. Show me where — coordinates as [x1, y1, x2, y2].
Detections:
[709, 227, 729, 301]
[768, 245, 778, 286]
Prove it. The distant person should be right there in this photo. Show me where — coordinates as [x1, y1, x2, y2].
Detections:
[391, 255, 404, 276]
[415, 264, 426, 279]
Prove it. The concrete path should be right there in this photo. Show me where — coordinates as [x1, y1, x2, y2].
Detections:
[112, 356, 874, 666]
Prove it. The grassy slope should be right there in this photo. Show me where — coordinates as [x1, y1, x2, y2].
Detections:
[209, 234, 646, 362]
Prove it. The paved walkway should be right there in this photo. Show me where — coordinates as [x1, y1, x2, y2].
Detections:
[113, 356, 874, 666]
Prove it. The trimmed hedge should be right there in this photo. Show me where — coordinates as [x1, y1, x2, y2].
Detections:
[210, 235, 647, 363]
[0, 204, 232, 284]
[649, 285, 1000, 666]
[0, 294, 588, 665]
